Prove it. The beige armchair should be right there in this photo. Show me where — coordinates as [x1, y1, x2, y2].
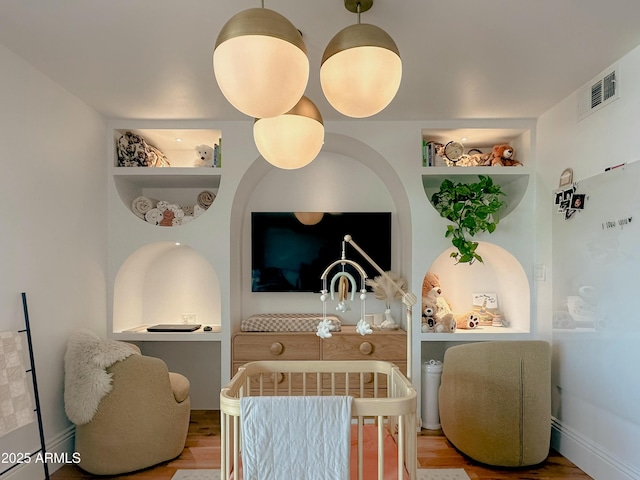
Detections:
[71, 343, 191, 475]
[438, 340, 551, 467]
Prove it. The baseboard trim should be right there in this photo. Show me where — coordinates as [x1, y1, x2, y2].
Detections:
[1, 425, 76, 480]
[551, 417, 640, 480]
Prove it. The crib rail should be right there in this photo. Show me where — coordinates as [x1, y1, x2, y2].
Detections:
[220, 360, 417, 480]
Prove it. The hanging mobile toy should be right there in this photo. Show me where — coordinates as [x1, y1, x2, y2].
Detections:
[318, 237, 369, 338]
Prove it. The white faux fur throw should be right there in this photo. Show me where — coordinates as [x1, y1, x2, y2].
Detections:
[64, 329, 138, 425]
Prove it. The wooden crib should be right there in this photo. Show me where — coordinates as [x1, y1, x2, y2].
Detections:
[220, 360, 417, 480]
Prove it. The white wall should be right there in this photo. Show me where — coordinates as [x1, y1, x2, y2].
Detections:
[537, 44, 640, 480]
[0, 45, 107, 477]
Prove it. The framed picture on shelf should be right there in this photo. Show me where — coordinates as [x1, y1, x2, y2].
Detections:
[472, 292, 498, 310]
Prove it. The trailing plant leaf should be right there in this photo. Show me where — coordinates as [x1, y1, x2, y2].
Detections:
[431, 175, 506, 264]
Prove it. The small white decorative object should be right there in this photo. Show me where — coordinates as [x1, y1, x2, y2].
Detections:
[365, 271, 407, 329]
[336, 300, 350, 312]
[356, 318, 373, 336]
[194, 144, 214, 167]
[316, 319, 333, 339]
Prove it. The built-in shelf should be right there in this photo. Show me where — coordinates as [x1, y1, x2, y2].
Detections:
[112, 167, 222, 189]
[111, 242, 222, 338]
[112, 325, 222, 342]
[421, 242, 531, 340]
[112, 128, 222, 226]
[113, 128, 222, 168]
[422, 167, 531, 220]
[421, 326, 531, 341]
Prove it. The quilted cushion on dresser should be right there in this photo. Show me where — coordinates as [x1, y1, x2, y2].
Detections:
[241, 313, 341, 332]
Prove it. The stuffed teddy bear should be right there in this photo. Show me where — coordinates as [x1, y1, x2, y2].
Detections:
[194, 144, 214, 167]
[490, 144, 523, 167]
[421, 272, 441, 329]
[421, 272, 442, 311]
[421, 272, 455, 332]
[434, 313, 457, 333]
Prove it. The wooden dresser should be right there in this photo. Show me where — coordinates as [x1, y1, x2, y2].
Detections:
[232, 326, 407, 394]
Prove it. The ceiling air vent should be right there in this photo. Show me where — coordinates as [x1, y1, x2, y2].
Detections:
[578, 65, 619, 121]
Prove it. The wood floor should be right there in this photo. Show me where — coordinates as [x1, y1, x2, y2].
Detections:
[51, 410, 593, 480]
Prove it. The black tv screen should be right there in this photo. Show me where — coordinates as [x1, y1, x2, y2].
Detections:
[251, 212, 392, 292]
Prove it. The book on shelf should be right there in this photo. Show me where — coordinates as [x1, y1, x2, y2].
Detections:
[422, 140, 446, 167]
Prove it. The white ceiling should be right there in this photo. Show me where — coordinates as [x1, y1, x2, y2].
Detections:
[2, 0, 640, 122]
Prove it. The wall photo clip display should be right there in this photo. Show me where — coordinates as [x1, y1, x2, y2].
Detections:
[554, 182, 586, 220]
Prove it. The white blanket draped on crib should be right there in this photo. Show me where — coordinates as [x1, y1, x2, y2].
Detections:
[240, 395, 352, 480]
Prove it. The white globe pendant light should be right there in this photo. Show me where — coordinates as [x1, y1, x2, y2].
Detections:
[213, 7, 309, 119]
[321, 0, 401, 118]
[254, 96, 324, 170]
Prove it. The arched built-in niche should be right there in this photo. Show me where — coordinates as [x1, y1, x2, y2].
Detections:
[425, 241, 530, 334]
[229, 133, 413, 328]
[112, 241, 221, 331]
[113, 175, 219, 226]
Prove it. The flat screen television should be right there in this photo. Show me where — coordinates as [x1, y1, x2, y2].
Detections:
[251, 212, 392, 293]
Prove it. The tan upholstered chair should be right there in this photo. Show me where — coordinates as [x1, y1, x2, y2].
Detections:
[438, 340, 551, 467]
[72, 344, 191, 475]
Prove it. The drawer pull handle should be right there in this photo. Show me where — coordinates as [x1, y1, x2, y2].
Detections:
[272, 372, 285, 384]
[270, 342, 284, 355]
[359, 342, 373, 355]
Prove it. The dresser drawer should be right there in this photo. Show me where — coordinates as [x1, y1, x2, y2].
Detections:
[321, 332, 406, 361]
[233, 333, 320, 361]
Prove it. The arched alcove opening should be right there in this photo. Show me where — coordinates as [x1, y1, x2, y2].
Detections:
[229, 133, 412, 330]
[425, 241, 530, 333]
[113, 241, 221, 331]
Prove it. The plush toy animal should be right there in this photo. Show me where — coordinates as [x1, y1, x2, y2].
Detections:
[421, 273, 440, 332]
[455, 311, 480, 329]
[491, 144, 523, 167]
[434, 313, 457, 333]
[421, 273, 440, 328]
[194, 144, 214, 167]
[421, 272, 442, 312]
[421, 272, 455, 332]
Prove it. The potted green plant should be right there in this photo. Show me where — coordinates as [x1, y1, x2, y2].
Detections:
[430, 175, 506, 264]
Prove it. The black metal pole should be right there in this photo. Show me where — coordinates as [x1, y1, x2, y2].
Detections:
[20, 292, 50, 480]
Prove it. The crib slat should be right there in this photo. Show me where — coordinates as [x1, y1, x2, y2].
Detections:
[357, 416, 364, 480]
[233, 414, 240, 480]
[374, 371, 379, 398]
[377, 416, 384, 480]
[221, 413, 228, 479]
[398, 414, 404, 480]
[345, 371, 349, 395]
